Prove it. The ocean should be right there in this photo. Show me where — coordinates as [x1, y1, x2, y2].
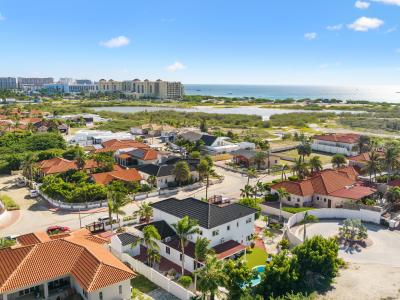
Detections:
[184, 84, 400, 102]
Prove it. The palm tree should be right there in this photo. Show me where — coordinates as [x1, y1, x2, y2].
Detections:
[147, 175, 157, 188]
[386, 187, 400, 211]
[174, 161, 191, 186]
[309, 156, 323, 174]
[280, 164, 289, 182]
[297, 140, 312, 162]
[300, 211, 318, 241]
[194, 237, 211, 291]
[22, 153, 37, 182]
[355, 135, 371, 154]
[76, 151, 87, 170]
[107, 191, 126, 230]
[138, 201, 153, 223]
[132, 225, 161, 267]
[384, 143, 399, 184]
[331, 154, 347, 169]
[196, 254, 226, 300]
[240, 184, 254, 198]
[172, 216, 199, 276]
[362, 150, 381, 182]
[147, 248, 161, 268]
[246, 167, 256, 185]
[292, 157, 309, 179]
[197, 158, 213, 200]
[254, 151, 267, 170]
[277, 187, 289, 222]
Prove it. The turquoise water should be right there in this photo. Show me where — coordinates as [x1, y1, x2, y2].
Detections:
[250, 265, 266, 287]
[185, 84, 400, 102]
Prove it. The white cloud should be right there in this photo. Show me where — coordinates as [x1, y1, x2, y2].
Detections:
[348, 17, 384, 31]
[0, 13, 5, 21]
[166, 61, 187, 72]
[304, 32, 317, 40]
[385, 26, 397, 33]
[99, 36, 130, 48]
[355, 1, 371, 9]
[326, 24, 343, 31]
[372, 0, 400, 6]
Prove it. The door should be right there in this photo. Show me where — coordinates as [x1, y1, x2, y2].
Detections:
[328, 199, 332, 208]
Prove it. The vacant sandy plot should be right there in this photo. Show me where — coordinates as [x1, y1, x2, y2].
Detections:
[319, 263, 400, 300]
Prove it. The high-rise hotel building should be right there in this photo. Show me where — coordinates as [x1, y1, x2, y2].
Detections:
[0, 77, 17, 90]
[98, 79, 184, 99]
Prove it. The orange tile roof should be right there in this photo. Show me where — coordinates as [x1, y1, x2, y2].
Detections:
[0, 229, 134, 293]
[129, 148, 159, 161]
[313, 133, 360, 144]
[38, 158, 100, 175]
[271, 167, 361, 197]
[96, 139, 149, 153]
[92, 168, 142, 185]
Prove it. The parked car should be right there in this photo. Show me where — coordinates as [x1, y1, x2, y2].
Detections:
[16, 178, 27, 187]
[29, 190, 39, 198]
[46, 225, 70, 234]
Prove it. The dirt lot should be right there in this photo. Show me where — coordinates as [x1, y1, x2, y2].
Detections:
[319, 263, 400, 300]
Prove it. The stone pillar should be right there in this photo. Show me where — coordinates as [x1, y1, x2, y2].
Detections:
[44, 283, 49, 299]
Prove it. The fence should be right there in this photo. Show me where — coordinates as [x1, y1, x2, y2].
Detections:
[119, 253, 195, 300]
[285, 208, 382, 246]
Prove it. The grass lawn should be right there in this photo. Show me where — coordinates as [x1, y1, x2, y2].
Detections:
[245, 247, 268, 269]
[131, 275, 158, 293]
[276, 149, 333, 165]
[282, 206, 315, 214]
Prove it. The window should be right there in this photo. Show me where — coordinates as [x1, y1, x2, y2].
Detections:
[99, 292, 103, 300]
[227, 225, 230, 231]
[288, 197, 291, 201]
[237, 222, 239, 227]
[246, 217, 252, 224]
[297, 198, 300, 202]
[212, 230, 219, 236]
[317, 196, 320, 200]
[119, 285, 122, 295]
[180, 253, 183, 261]
[324, 198, 327, 202]
[166, 246, 170, 255]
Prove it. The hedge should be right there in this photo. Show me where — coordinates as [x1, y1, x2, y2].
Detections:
[282, 207, 315, 214]
[0, 194, 20, 210]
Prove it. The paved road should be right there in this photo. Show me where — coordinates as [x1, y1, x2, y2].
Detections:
[0, 166, 282, 236]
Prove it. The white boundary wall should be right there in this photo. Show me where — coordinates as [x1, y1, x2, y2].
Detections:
[286, 208, 382, 246]
[119, 253, 195, 300]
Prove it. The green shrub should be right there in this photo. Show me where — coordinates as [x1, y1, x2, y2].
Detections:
[0, 194, 20, 210]
[177, 276, 192, 288]
[278, 238, 290, 250]
[265, 193, 279, 202]
[282, 207, 315, 214]
[288, 175, 298, 181]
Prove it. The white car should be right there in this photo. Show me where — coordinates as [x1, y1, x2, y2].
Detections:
[29, 190, 39, 198]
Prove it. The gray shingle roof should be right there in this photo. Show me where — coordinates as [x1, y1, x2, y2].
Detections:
[135, 220, 177, 241]
[151, 197, 257, 229]
[116, 232, 140, 246]
[200, 134, 218, 146]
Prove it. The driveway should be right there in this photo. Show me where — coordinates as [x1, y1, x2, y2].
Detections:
[294, 220, 400, 267]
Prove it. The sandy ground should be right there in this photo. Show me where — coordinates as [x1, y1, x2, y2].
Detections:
[319, 263, 400, 300]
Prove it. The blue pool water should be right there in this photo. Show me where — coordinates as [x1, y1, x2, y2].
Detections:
[250, 265, 266, 287]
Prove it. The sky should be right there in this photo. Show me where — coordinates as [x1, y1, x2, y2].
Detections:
[0, 0, 399, 86]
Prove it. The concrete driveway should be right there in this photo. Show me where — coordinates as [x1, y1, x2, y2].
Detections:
[294, 220, 400, 267]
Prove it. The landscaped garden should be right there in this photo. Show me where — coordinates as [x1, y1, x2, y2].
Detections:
[244, 247, 268, 269]
[276, 149, 333, 165]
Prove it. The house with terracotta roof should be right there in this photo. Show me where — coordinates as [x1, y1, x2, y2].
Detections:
[0, 228, 135, 300]
[122, 197, 256, 274]
[311, 133, 360, 156]
[95, 139, 149, 154]
[115, 148, 160, 166]
[270, 166, 377, 208]
[91, 168, 143, 185]
[37, 157, 100, 176]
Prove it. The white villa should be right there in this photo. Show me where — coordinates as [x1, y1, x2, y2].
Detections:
[311, 133, 360, 156]
[112, 197, 257, 274]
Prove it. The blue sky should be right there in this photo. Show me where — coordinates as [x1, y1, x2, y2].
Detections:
[0, 0, 399, 85]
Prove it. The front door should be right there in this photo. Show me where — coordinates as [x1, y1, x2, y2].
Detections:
[328, 199, 332, 208]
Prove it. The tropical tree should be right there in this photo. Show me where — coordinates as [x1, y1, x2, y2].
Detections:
[362, 150, 381, 182]
[309, 156, 323, 174]
[338, 219, 368, 243]
[239, 197, 262, 218]
[107, 190, 127, 229]
[331, 154, 346, 169]
[254, 151, 267, 170]
[386, 186, 400, 210]
[194, 237, 211, 291]
[174, 161, 191, 186]
[22, 152, 37, 181]
[200, 118, 208, 133]
[240, 184, 254, 199]
[197, 158, 213, 200]
[147, 248, 161, 268]
[132, 225, 161, 267]
[171, 216, 199, 276]
[277, 187, 289, 222]
[246, 167, 257, 185]
[147, 175, 157, 188]
[300, 211, 319, 241]
[76, 150, 87, 170]
[196, 254, 226, 300]
[383, 143, 399, 183]
[280, 164, 289, 181]
[223, 259, 255, 299]
[292, 157, 309, 179]
[138, 201, 153, 223]
[355, 135, 371, 154]
[297, 140, 312, 162]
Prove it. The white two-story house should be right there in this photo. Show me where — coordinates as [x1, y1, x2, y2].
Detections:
[311, 133, 360, 156]
[127, 197, 257, 274]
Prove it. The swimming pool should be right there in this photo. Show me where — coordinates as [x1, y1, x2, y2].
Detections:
[250, 265, 266, 287]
